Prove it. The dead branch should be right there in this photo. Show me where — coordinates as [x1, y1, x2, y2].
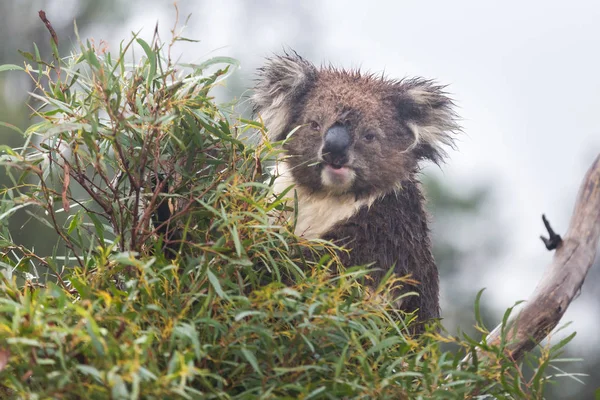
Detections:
[483, 154, 600, 361]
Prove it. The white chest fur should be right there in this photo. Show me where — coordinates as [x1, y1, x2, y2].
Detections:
[272, 162, 376, 239]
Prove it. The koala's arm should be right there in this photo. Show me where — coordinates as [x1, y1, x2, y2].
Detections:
[321, 182, 440, 324]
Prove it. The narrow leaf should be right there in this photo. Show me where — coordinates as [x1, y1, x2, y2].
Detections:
[0, 64, 23, 72]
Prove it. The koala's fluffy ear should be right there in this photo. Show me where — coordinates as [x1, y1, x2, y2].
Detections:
[253, 52, 317, 141]
[393, 79, 460, 163]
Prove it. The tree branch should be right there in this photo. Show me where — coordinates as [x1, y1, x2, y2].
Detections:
[482, 154, 600, 361]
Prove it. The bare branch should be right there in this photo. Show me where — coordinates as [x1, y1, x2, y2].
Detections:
[483, 154, 600, 361]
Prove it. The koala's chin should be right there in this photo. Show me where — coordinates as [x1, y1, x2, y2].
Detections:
[320, 164, 356, 194]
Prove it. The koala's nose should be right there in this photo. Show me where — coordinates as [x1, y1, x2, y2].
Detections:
[322, 125, 351, 165]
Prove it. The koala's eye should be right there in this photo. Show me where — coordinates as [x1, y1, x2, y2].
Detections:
[363, 132, 376, 142]
[309, 121, 321, 131]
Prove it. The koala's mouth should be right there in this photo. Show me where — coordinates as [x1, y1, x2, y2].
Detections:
[323, 163, 350, 174]
[321, 163, 355, 192]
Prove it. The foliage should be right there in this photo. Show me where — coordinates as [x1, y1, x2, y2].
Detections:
[0, 19, 579, 399]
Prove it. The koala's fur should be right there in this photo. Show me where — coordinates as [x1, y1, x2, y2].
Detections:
[253, 52, 459, 329]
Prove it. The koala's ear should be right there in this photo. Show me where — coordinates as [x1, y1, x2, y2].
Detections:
[393, 78, 460, 163]
[253, 52, 318, 141]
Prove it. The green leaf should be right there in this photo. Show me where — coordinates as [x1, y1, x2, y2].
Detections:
[69, 277, 92, 299]
[136, 38, 156, 87]
[0, 121, 25, 135]
[183, 56, 240, 73]
[207, 269, 228, 300]
[0, 202, 34, 222]
[88, 213, 105, 245]
[84, 46, 101, 70]
[306, 387, 326, 399]
[76, 365, 103, 382]
[474, 288, 486, 329]
[67, 211, 82, 235]
[6, 337, 42, 347]
[234, 310, 264, 322]
[18, 50, 35, 62]
[241, 347, 262, 376]
[550, 331, 577, 355]
[230, 224, 242, 257]
[367, 336, 401, 356]
[0, 64, 23, 72]
[173, 37, 200, 43]
[33, 43, 42, 76]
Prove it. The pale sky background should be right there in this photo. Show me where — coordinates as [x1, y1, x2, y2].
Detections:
[9, 0, 599, 390]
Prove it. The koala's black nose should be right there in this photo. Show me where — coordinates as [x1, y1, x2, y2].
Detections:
[322, 125, 351, 165]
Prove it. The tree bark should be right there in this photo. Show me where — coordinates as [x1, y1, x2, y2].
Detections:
[482, 154, 600, 361]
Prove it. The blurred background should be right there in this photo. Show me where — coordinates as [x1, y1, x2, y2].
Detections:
[1, 1, 599, 398]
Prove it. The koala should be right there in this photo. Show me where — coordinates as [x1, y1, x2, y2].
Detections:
[253, 52, 459, 330]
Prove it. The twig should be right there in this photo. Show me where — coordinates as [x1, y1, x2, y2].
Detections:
[540, 214, 562, 250]
[38, 10, 58, 46]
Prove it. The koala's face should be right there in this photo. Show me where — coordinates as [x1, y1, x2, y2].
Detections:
[253, 53, 458, 198]
[283, 74, 422, 197]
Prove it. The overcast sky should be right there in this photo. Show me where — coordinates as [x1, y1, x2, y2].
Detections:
[97, 0, 600, 358]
